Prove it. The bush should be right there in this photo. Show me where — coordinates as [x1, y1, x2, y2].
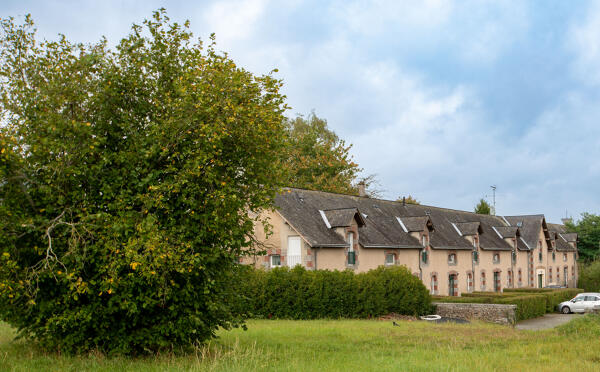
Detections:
[432, 293, 547, 320]
[0, 12, 288, 354]
[578, 261, 600, 292]
[495, 295, 546, 321]
[240, 266, 431, 319]
[504, 288, 584, 312]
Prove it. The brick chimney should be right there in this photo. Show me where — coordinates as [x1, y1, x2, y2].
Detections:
[358, 181, 367, 197]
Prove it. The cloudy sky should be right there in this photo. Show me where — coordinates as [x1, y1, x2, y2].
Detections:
[2, 0, 600, 223]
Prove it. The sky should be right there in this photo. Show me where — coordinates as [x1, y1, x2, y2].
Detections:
[2, 0, 599, 223]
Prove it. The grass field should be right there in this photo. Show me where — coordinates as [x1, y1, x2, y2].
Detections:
[0, 316, 599, 371]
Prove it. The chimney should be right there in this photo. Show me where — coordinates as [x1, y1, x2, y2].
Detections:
[561, 217, 572, 225]
[402, 197, 406, 206]
[358, 181, 366, 197]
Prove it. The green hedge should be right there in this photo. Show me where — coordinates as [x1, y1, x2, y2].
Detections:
[434, 288, 584, 320]
[237, 265, 432, 319]
[578, 261, 600, 292]
[433, 294, 547, 320]
[504, 288, 584, 312]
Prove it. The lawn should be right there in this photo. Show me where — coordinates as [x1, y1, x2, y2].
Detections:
[0, 317, 599, 371]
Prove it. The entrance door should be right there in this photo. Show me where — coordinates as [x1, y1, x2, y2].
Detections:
[493, 272, 500, 292]
[538, 273, 543, 288]
[287, 236, 302, 267]
[564, 267, 568, 287]
[449, 275, 456, 296]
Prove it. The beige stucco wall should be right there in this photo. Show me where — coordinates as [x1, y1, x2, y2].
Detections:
[248, 212, 579, 294]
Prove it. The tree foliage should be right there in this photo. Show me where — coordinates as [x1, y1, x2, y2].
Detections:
[0, 11, 288, 354]
[474, 199, 491, 215]
[396, 195, 420, 205]
[566, 213, 600, 262]
[282, 112, 361, 195]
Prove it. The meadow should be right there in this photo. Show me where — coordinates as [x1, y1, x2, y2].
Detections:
[0, 316, 599, 371]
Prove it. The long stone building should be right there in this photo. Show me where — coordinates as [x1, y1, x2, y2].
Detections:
[246, 188, 578, 296]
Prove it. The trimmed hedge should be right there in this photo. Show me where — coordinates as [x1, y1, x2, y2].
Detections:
[434, 288, 584, 321]
[237, 265, 432, 319]
[503, 288, 584, 312]
[433, 294, 547, 320]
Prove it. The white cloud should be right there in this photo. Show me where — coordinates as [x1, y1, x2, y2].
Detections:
[567, 0, 600, 85]
[202, 0, 269, 46]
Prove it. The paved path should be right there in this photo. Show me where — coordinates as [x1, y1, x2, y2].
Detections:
[516, 313, 579, 330]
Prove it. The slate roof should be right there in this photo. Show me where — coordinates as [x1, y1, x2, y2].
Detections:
[323, 208, 365, 228]
[453, 222, 482, 236]
[546, 223, 577, 251]
[492, 226, 520, 239]
[274, 188, 516, 251]
[397, 216, 432, 232]
[504, 215, 545, 251]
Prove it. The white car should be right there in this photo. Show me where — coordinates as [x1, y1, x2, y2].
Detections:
[558, 293, 600, 314]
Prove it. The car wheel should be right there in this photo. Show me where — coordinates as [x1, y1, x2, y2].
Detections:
[561, 306, 570, 314]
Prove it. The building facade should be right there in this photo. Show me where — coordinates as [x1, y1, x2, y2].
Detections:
[245, 188, 578, 295]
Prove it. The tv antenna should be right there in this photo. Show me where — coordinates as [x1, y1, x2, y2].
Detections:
[490, 185, 497, 216]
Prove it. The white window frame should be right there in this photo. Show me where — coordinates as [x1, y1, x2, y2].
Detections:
[448, 253, 456, 264]
[347, 233, 354, 252]
[270, 254, 281, 268]
[385, 253, 395, 266]
[422, 235, 427, 247]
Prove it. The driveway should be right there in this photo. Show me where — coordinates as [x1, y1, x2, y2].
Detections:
[516, 313, 578, 330]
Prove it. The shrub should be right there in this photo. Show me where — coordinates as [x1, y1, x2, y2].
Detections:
[240, 266, 431, 319]
[495, 295, 546, 321]
[504, 288, 584, 312]
[578, 261, 600, 292]
[0, 12, 288, 354]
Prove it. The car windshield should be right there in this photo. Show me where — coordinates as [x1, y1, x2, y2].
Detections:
[573, 297, 584, 302]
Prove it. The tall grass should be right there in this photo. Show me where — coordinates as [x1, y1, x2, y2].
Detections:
[1, 318, 600, 371]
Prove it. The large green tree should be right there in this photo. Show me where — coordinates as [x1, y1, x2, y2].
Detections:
[283, 112, 362, 195]
[566, 213, 600, 262]
[474, 199, 491, 215]
[0, 11, 288, 354]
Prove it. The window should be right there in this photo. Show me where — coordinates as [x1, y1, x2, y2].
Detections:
[472, 250, 479, 263]
[518, 269, 522, 287]
[347, 233, 355, 265]
[467, 273, 473, 293]
[493, 253, 500, 264]
[480, 271, 486, 291]
[538, 250, 542, 263]
[549, 267, 553, 282]
[493, 271, 501, 292]
[564, 267, 568, 286]
[512, 250, 516, 263]
[449, 274, 457, 296]
[270, 254, 281, 267]
[385, 253, 395, 265]
[563, 253, 567, 262]
[572, 266, 575, 278]
[448, 253, 456, 265]
[552, 251, 556, 262]
[421, 249, 428, 264]
[507, 270, 512, 287]
[430, 275, 438, 295]
[574, 252, 577, 260]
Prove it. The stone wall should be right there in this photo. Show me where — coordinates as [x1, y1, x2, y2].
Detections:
[433, 302, 517, 325]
